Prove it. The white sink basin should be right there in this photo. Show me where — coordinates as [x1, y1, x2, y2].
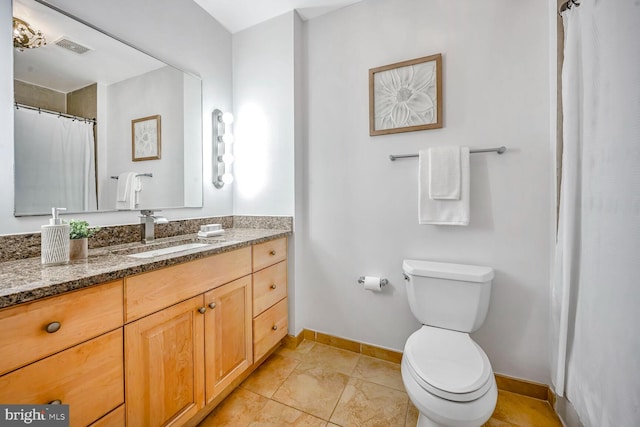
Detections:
[126, 243, 213, 259]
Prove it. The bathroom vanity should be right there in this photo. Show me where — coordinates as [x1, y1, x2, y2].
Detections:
[0, 231, 289, 427]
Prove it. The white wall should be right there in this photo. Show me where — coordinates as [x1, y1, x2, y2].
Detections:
[299, 0, 552, 383]
[232, 12, 295, 216]
[102, 66, 184, 210]
[0, 0, 233, 234]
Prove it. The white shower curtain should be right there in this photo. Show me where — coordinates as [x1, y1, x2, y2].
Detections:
[14, 108, 97, 214]
[552, 1, 640, 426]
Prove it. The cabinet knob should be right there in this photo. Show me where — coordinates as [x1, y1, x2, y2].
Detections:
[198, 307, 206, 314]
[270, 283, 277, 290]
[49, 400, 62, 405]
[45, 322, 61, 334]
[272, 324, 278, 331]
[269, 250, 276, 256]
[208, 302, 217, 309]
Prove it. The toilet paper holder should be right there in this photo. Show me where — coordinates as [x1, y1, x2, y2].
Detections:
[357, 276, 389, 287]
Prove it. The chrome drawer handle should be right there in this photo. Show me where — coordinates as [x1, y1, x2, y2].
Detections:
[45, 322, 61, 334]
[272, 325, 278, 331]
[269, 250, 276, 256]
[208, 302, 217, 309]
[270, 283, 277, 290]
[198, 307, 206, 314]
[49, 400, 62, 405]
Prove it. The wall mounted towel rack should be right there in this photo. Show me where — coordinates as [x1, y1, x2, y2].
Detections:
[110, 173, 153, 179]
[389, 146, 507, 161]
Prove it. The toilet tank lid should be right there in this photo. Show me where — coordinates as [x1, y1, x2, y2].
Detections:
[403, 260, 494, 282]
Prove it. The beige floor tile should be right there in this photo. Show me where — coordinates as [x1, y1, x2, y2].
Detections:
[241, 353, 300, 397]
[276, 340, 316, 360]
[490, 390, 562, 427]
[351, 355, 404, 391]
[330, 378, 408, 427]
[483, 419, 517, 426]
[199, 388, 268, 426]
[272, 364, 350, 420]
[298, 343, 361, 375]
[405, 401, 419, 426]
[248, 400, 327, 426]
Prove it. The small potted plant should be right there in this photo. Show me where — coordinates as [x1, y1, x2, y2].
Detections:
[69, 220, 100, 261]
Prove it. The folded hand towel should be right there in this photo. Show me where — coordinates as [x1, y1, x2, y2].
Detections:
[429, 146, 461, 200]
[419, 147, 470, 225]
[115, 172, 138, 210]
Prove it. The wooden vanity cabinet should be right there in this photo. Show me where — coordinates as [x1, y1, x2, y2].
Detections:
[0, 236, 289, 427]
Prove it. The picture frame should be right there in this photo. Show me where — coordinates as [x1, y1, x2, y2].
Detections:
[369, 53, 443, 136]
[131, 115, 161, 161]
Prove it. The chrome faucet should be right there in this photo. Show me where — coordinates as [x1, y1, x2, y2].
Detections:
[140, 210, 168, 243]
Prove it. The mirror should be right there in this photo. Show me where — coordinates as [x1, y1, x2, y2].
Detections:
[12, 0, 203, 216]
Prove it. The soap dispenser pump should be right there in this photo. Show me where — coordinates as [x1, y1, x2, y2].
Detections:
[41, 207, 70, 265]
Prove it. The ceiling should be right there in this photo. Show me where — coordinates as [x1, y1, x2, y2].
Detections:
[192, 0, 363, 34]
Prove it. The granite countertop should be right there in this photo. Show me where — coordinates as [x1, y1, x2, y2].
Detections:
[0, 228, 291, 309]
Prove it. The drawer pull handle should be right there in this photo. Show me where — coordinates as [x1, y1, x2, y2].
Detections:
[269, 250, 276, 256]
[49, 400, 62, 405]
[198, 307, 206, 314]
[272, 324, 278, 331]
[45, 322, 61, 334]
[270, 283, 277, 290]
[208, 302, 217, 309]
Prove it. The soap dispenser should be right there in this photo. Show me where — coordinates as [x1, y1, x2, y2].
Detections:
[41, 207, 70, 265]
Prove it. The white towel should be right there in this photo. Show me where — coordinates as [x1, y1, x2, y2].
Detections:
[429, 146, 461, 200]
[419, 147, 470, 225]
[115, 172, 138, 210]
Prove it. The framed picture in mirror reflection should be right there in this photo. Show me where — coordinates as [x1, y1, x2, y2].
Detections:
[132, 115, 161, 161]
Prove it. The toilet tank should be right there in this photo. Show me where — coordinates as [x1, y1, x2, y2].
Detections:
[403, 260, 494, 333]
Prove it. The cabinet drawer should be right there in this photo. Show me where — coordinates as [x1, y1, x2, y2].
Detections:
[125, 247, 251, 322]
[253, 260, 287, 317]
[0, 280, 123, 375]
[89, 405, 125, 427]
[0, 329, 124, 427]
[252, 237, 287, 272]
[253, 298, 288, 361]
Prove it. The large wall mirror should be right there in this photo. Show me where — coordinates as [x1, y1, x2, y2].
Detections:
[12, 0, 203, 216]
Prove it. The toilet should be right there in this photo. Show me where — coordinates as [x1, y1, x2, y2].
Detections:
[401, 260, 498, 427]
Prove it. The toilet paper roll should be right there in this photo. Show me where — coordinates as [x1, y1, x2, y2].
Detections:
[363, 276, 383, 292]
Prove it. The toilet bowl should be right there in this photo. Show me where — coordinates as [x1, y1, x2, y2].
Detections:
[402, 326, 497, 427]
[401, 260, 497, 427]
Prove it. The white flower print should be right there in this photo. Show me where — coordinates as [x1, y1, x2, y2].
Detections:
[374, 62, 437, 130]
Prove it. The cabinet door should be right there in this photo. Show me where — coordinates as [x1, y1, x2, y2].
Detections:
[204, 276, 253, 403]
[125, 296, 205, 427]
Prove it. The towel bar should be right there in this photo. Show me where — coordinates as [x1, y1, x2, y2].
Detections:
[389, 146, 506, 161]
[110, 173, 153, 179]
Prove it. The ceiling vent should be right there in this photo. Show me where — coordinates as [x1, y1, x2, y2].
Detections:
[54, 37, 91, 55]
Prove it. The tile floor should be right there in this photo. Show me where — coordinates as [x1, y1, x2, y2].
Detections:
[199, 340, 562, 427]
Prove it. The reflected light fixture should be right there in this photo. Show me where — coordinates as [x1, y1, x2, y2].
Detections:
[212, 109, 234, 189]
[13, 17, 46, 51]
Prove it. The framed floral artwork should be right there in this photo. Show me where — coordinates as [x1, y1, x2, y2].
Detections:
[132, 115, 161, 161]
[369, 53, 442, 136]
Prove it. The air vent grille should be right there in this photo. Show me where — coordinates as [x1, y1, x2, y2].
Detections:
[54, 37, 91, 55]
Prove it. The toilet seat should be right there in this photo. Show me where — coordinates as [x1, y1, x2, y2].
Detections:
[404, 326, 493, 402]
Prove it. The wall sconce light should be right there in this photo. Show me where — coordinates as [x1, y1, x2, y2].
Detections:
[13, 17, 46, 51]
[212, 109, 234, 189]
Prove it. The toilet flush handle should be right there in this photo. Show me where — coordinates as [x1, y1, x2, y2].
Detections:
[403, 273, 410, 281]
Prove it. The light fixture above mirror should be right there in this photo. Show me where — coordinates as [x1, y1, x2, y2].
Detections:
[13, 17, 46, 51]
[212, 109, 234, 189]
